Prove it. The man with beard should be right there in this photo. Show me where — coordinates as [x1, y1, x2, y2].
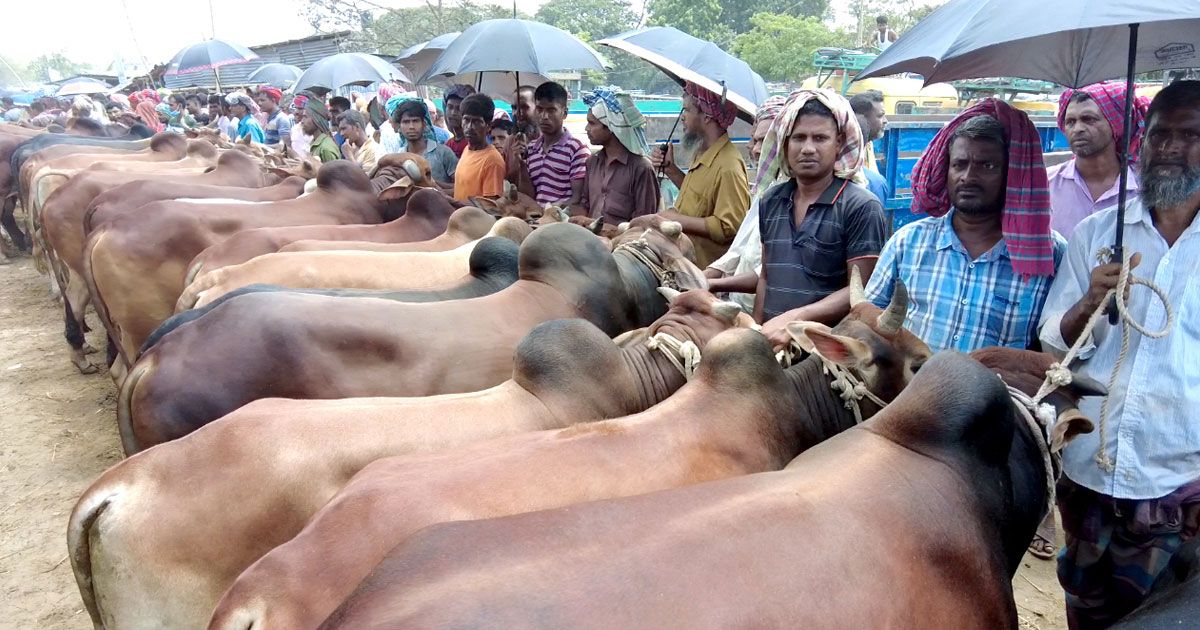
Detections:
[849, 89, 890, 203]
[650, 81, 751, 267]
[1049, 82, 1148, 238]
[752, 90, 886, 344]
[511, 85, 538, 140]
[1038, 79, 1200, 630]
[865, 99, 1066, 352]
[293, 91, 341, 163]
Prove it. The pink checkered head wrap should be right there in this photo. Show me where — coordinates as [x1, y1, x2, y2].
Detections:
[1057, 81, 1150, 164]
[684, 81, 738, 129]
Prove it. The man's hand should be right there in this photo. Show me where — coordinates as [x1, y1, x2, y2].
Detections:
[761, 319, 795, 352]
[1083, 252, 1142, 313]
[512, 132, 528, 161]
[658, 208, 684, 222]
[649, 143, 675, 172]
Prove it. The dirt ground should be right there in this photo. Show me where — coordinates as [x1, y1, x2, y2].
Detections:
[0, 252, 1066, 628]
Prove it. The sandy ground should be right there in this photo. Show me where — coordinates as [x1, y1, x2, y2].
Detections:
[0, 251, 1067, 628]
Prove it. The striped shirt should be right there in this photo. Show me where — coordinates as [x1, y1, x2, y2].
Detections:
[865, 210, 1066, 353]
[526, 130, 590, 204]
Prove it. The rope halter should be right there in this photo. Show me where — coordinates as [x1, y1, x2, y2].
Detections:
[645, 332, 702, 381]
[613, 229, 681, 291]
[1006, 383, 1062, 522]
[776, 341, 885, 425]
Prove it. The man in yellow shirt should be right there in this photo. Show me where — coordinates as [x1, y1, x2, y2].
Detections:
[650, 82, 751, 267]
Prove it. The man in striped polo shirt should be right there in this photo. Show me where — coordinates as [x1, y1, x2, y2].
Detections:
[511, 82, 590, 207]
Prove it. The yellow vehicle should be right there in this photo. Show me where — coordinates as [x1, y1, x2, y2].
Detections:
[799, 73, 959, 114]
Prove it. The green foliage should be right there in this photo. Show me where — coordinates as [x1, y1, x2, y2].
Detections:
[25, 53, 86, 82]
[534, 0, 638, 42]
[646, 0, 734, 50]
[733, 13, 853, 82]
[304, 0, 527, 56]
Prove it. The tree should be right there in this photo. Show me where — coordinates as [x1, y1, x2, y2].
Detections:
[534, 0, 638, 42]
[303, 0, 525, 55]
[733, 13, 854, 83]
[26, 52, 87, 82]
[721, 0, 831, 35]
[646, 0, 734, 50]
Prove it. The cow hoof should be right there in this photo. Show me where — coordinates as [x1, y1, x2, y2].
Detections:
[75, 362, 100, 375]
[82, 343, 99, 355]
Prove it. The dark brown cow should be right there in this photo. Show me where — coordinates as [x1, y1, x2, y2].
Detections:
[69, 291, 746, 630]
[320, 346, 1097, 630]
[84, 161, 389, 370]
[208, 282, 929, 629]
[116, 222, 705, 452]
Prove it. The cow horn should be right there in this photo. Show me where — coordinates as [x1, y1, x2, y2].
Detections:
[617, 222, 630, 234]
[657, 286, 683, 304]
[588, 216, 603, 234]
[876, 278, 909, 335]
[712, 300, 742, 323]
[849, 265, 866, 307]
[506, 185, 518, 202]
[660, 221, 682, 239]
[402, 159, 422, 182]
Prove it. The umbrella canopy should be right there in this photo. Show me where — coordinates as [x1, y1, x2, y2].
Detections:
[857, 0, 1200, 87]
[164, 38, 259, 75]
[396, 32, 460, 82]
[597, 27, 768, 123]
[246, 63, 303, 88]
[55, 78, 113, 97]
[294, 53, 412, 94]
[419, 19, 609, 90]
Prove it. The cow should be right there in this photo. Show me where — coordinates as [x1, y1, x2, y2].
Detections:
[69, 290, 748, 630]
[278, 204, 496, 254]
[318, 345, 1099, 630]
[9, 126, 156, 211]
[116, 221, 704, 452]
[177, 217, 532, 310]
[207, 276, 929, 629]
[1110, 539, 1200, 629]
[187, 156, 446, 277]
[83, 160, 392, 372]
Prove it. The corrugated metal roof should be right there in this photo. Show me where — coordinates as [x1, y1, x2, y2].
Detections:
[164, 31, 351, 90]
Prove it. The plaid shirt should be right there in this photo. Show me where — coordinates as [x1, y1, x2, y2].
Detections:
[865, 210, 1066, 353]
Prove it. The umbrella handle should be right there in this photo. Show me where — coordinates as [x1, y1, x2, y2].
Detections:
[1109, 23, 1139, 325]
[658, 110, 683, 182]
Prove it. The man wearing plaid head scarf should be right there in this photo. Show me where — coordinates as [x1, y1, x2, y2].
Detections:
[750, 89, 886, 347]
[1049, 81, 1150, 237]
[865, 99, 1066, 355]
[650, 81, 750, 267]
[573, 88, 659, 227]
[293, 91, 341, 163]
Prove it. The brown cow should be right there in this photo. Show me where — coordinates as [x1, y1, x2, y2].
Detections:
[117, 222, 704, 452]
[319, 345, 1098, 630]
[208, 280, 930, 629]
[278, 205, 496, 254]
[84, 160, 390, 371]
[69, 291, 747, 630]
[178, 218, 531, 310]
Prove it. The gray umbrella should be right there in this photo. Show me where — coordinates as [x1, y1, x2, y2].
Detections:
[294, 53, 412, 94]
[419, 19, 608, 96]
[246, 63, 303, 88]
[55, 78, 113, 97]
[857, 0, 1200, 287]
[396, 32, 460, 83]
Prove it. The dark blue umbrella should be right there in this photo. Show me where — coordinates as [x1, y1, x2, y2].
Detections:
[164, 38, 259, 76]
[293, 53, 411, 94]
[396, 32, 460, 82]
[597, 26, 769, 123]
[246, 63, 303, 89]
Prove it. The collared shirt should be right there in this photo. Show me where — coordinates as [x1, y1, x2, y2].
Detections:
[1048, 159, 1140, 239]
[865, 210, 1067, 352]
[863, 168, 889, 204]
[580, 147, 659, 225]
[453, 145, 506, 201]
[236, 116, 266, 144]
[674, 134, 751, 268]
[526, 129, 590, 204]
[760, 178, 886, 320]
[310, 133, 342, 163]
[345, 137, 380, 173]
[708, 196, 762, 313]
[289, 124, 311, 159]
[1039, 198, 1200, 500]
[264, 109, 292, 145]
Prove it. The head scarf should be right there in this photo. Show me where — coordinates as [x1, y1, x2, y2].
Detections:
[684, 81, 738, 130]
[258, 86, 283, 103]
[135, 101, 163, 132]
[755, 95, 787, 125]
[225, 92, 254, 111]
[129, 89, 160, 108]
[754, 89, 867, 194]
[492, 109, 511, 121]
[385, 95, 406, 117]
[292, 91, 330, 135]
[389, 97, 436, 143]
[378, 82, 401, 104]
[1057, 81, 1151, 164]
[154, 102, 173, 121]
[583, 88, 650, 156]
[911, 98, 1053, 277]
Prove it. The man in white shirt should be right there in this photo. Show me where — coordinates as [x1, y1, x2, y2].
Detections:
[1038, 80, 1200, 629]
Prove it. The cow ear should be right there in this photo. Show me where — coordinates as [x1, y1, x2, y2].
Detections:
[783, 321, 831, 354]
[266, 167, 292, 180]
[803, 327, 872, 367]
[1050, 410, 1094, 453]
[1066, 372, 1107, 398]
[472, 197, 500, 211]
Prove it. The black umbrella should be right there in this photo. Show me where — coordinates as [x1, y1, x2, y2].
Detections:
[246, 63, 303, 89]
[164, 39, 260, 91]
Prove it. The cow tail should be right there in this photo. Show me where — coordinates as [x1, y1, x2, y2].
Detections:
[67, 491, 115, 630]
[176, 267, 220, 312]
[116, 359, 152, 456]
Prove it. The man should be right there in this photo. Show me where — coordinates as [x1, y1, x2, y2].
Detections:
[650, 81, 751, 267]
[510, 82, 589, 207]
[572, 88, 658, 228]
[865, 99, 1066, 353]
[1049, 82, 1149, 238]
[225, 93, 264, 143]
[752, 90, 886, 344]
[511, 85, 538, 140]
[443, 85, 475, 158]
[293, 91, 341, 163]
[490, 118, 514, 147]
[185, 95, 210, 126]
[849, 89, 890, 204]
[338, 111, 380, 173]
[392, 99, 458, 187]
[452, 93, 507, 201]
[256, 87, 292, 146]
[874, 16, 899, 52]
[329, 96, 351, 146]
[705, 95, 787, 312]
[1039, 79, 1200, 630]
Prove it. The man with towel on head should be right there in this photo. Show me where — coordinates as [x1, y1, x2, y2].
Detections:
[651, 82, 751, 267]
[573, 88, 659, 229]
[293, 91, 341, 163]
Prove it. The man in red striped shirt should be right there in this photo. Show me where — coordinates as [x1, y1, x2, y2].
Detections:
[511, 82, 590, 206]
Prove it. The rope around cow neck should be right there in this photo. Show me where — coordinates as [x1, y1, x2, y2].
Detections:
[1029, 249, 1173, 473]
[646, 332, 702, 381]
[1006, 384, 1062, 520]
[613, 230, 682, 291]
[775, 344, 886, 424]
